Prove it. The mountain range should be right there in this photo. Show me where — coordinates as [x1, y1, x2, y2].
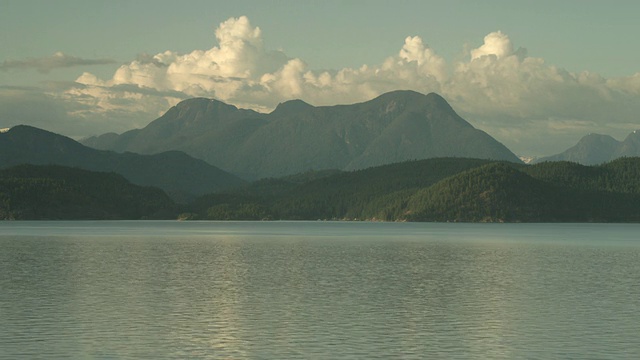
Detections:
[82, 90, 522, 179]
[0, 125, 244, 202]
[535, 130, 640, 165]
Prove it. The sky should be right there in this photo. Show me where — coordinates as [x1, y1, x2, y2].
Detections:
[2, 0, 640, 157]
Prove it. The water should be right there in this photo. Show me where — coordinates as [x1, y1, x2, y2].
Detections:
[1, 221, 639, 359]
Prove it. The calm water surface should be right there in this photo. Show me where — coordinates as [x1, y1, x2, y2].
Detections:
[1, 221, 639, 359]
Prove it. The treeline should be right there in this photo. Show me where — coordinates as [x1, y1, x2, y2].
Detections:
[3, 158, 640, 222]
[185, 157, 640, 222]
[184, 158, 495, 220]
[0, 165, 176, 220]
[404, 162, 640, 222]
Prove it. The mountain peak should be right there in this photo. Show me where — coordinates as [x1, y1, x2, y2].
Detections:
[83, 90, 521, 178]
[578, 133, 618, 145]
[367, 90, 455, 115]
[534, 132, 624, 165]
[615, 129, 640, 158]
[174, 97, 238, 112]
[623, 129, 640, 141]
[371, 90, 425, 104]
[6, 124, 48, 134]
[3, 125, 82, 148]
[272, 99, 314, 115]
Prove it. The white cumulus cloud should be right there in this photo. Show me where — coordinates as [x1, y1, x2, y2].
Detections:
[72, 15, 450, 110]
[4, 16, 640, 156]
[470, 31, 517, 60]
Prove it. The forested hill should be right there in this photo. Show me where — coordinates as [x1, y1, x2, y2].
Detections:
[3, 158, 640, 222]
[187, 158, 495, 220]
[0, 165, 176, 220]
[185, 157, 640, 222]
[0, 125, 244, 203]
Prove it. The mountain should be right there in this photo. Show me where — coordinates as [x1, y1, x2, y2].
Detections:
[614, 130, 640, 158]
[0, 164, 176, 220]
[188, 157, 497, 220]
[184, 157, 640, 222]
[82, 91, 522, 179]
[404, 161, 640, 222]
[535, 130, 640, 165]
[0, 125, 245, 202]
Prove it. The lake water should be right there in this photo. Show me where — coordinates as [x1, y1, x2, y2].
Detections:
[1, 221, 639, 359]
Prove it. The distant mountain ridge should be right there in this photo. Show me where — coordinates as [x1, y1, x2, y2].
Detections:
[82, 90, 522, 179]
[535, 130, 640, 165]
[0, 125, 244, 202]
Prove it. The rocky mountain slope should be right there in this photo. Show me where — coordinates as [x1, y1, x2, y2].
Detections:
[83, 91, 522, 179]
[535, 130, 640, 165]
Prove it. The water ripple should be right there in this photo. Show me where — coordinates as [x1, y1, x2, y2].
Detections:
[1, 223, 640, 358]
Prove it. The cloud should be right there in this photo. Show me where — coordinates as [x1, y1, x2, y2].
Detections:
[77, 16, 288, 95]
[0, 52, 116, 73]
[72, 16, 449, 109]
[0, 87, 100, 137]
[3, 16, 640, 156]
[470, 31, 519, 60]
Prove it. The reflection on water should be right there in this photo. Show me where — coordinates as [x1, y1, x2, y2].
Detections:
[1, 222, 639, 358]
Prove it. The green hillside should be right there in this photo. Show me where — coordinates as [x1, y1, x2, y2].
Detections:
[186, 158, 496, 220]
[403, 162, 640, 222]
[186, 157, 640, 222]
[0, 165, 176, 220]
[524, 157, 640, 193]
[4, 158, 640, 222]
[0, 125, 245, 203]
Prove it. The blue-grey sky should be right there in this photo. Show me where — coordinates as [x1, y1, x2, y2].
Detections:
[2, 0, 640, 156]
